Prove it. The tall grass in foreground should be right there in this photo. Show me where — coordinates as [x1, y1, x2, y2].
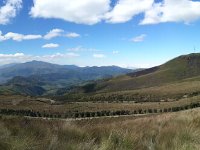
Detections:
[1, 108, 200, 150]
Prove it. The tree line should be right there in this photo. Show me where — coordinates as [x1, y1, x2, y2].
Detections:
[0, 102, 200, 119]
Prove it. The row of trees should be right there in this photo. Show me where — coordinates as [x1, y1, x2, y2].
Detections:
[0, 102, 200, 119]
[81, 93, 185, 103]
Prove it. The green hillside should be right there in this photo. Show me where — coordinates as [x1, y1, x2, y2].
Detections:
[89, 53, 200, 92]
[54, 53, 200, 102]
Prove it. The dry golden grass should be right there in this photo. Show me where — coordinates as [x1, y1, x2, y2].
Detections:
[1, 108, 200, 150]
[87, 80, 200, 102]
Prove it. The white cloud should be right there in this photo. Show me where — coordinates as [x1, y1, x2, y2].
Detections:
[131, 34, 146, 42]
[141, 0, 200, 25]
[0, 52, 80, 65]
[0, 53, 25, 58]
[42, 53, 64, 59]
[0, 0, 22, 25]
[67, 46, 83, 52]
[105, 0, 153, 23]
[112, 50, 119, 54]
[43, 29, 64, 40]
[67, 46, 100, 52]
[29, 0, 200, 25]
[4, 32, 24, 41]
[22, 34, 42, 40]
[42, 52, 80, 59]
[66, 32, 80, 38]
[30, 0, 110, 25]
[93, 53, 106, 58]
[66, 52, 80, 57]
[0, 53, 32, 65]
[44, 30, 80, 39]
[42, 43, 59, 48]
[0, 31, 42, 41]
[0, 29, 80, 42]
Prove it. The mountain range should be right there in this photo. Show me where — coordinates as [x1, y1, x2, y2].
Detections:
[0, 61, 133, 96]
[2, 53, 200, 99]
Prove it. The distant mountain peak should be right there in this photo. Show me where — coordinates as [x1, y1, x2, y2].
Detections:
[25, 60, 53, 65]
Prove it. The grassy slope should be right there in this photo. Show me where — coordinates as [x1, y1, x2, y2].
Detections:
[95, 53, 200, 92]
[80, 78, 200, 102]
[54, 53, 200, 102]
[54, 76, 200, 102]
[1, 108, 200, 150]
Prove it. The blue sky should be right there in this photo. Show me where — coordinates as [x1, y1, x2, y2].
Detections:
[0, 0, 200, 68]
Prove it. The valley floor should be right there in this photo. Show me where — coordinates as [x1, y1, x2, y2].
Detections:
[1, 108, 200, 150]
